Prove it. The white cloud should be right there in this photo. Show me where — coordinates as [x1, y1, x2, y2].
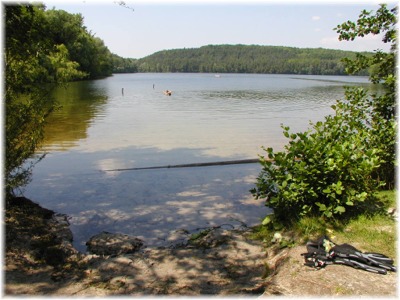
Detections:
[312, 16, 321, 21]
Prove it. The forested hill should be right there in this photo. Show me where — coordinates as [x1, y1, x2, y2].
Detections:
[136, 44, 370, 75]
[19, 4, 371, 76]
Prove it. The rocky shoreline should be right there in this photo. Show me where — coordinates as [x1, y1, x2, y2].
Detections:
[4, 197, 397, 296]
[4, 197, 273, 295]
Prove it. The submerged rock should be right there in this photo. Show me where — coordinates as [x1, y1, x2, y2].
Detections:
[188, 227, 231, 248]
[86, 232, 143, 255]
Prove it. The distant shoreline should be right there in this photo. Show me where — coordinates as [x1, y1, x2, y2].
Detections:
[114, 44, 371, 76]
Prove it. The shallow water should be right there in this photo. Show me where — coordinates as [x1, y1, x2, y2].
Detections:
[24, 73, 369, 251]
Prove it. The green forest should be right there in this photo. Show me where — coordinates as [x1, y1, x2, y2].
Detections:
[136, 44, 370, 75]
[5, 3, 373, 77]
[5, 4, 115, 80]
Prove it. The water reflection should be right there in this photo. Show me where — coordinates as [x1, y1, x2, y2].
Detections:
[27, 145, 268, 252]
[25, 74, 370, 251]
[43, 81, 108, 151]
[39, 74, 370, 157]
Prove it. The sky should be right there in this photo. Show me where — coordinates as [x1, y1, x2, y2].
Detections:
[9, 0, 399, 58]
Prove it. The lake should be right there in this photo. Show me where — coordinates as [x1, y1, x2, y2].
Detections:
[24, 73, 369, 251]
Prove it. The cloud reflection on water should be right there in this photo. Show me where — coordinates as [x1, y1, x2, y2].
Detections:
[26, 74, 370, 252]
[26, 146, 269, 252]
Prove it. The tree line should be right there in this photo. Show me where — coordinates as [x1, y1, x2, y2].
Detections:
[134, 44, 371, 75]
[5, 3, 373, 77]
[40, 5, 115, 79]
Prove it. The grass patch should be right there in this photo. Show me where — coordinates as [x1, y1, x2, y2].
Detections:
[332, 189, 396, 258]
[249, 224, 274, 242]
[250, 190, 397, 258]
[374, 189, 397, 207]
[333, 213, 396, 258]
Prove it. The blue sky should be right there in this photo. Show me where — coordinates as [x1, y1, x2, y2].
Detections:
[40, 0, 395, 58]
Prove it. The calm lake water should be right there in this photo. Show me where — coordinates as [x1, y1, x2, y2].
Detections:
[24, 73, 369, 251]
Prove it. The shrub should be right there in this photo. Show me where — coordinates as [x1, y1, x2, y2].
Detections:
[252, 4, 396, 226]
[252, 87, 384, 224]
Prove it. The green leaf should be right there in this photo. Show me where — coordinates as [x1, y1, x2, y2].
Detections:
[262, 215, 273, 225]
[335, 206, 346, 213]
[323, 188, 331, 194]
[316, 202, 327, 211]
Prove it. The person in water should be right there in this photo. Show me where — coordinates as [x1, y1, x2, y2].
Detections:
[164, 90, 172, 96]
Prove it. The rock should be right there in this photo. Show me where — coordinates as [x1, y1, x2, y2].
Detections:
[86, 232, 143, 255]
[43, 245, 69, 266]
[387, 207, 398, 220]
[189, 228, 231, 248]
[48, 214, 74, 243]
[166, 228, 190, 247]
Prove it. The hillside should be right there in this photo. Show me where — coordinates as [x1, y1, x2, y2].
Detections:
[135, 44, 370, 75]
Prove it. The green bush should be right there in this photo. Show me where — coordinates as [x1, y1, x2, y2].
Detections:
[252, 87, 384, 224]
[252, 4, 396, 226]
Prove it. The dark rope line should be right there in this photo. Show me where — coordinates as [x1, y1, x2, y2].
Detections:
[103, 158, 263, 172]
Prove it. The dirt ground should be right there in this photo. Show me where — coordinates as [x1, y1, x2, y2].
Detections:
[3, 197, 398, 297]
[262, 246, 398, 296]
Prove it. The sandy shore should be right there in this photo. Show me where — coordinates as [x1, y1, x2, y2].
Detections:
[4, 197, 397, 296]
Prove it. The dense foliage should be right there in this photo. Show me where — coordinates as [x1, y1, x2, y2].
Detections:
[335, 4, 397, 189]
[112, 54, 138, 73]
[4, 3, 111, 197]
[252, 88, 385, 223]
[43, 8, 113, 79]
[137, 44, 370, 75]
[252, 4, 397, 225]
